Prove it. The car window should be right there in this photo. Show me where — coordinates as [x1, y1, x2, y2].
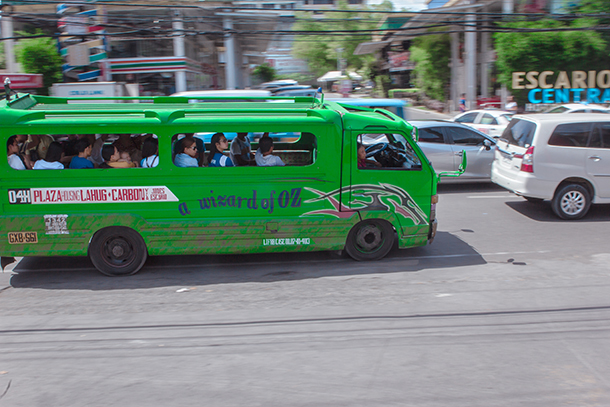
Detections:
[501, 118, 537, 147]
[418, 127, 445, 144]
[480, 114, 497, 125]
[590, 123, 610, 148]
[499, 114, 513, 124]
[570, 110, 586, 114]
[547, 107, 569, 113]
[449, 127, 487, 145]
[454, 112, 478, 123]
[548, 123, 591, 147]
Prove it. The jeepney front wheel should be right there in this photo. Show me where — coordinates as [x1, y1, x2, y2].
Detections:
[345, 219, 394, 261]
[89, 227, 148, 276]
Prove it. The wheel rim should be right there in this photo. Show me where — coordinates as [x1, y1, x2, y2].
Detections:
[101, 236, 136, 268]
[560, 190, 586, 215]
[355, 224, 384, 253]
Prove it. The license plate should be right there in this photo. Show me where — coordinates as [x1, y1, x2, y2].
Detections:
[8, 231, 38, 244]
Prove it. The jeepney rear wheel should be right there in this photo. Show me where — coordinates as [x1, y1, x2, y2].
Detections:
[345, 219, 394, 261]
[89, 227, 148, 276]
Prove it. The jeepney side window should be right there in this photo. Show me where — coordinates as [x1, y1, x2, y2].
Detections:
[357, 133, 422, 170]
[172, 132, 317, 168]
[5, 134, 159, 170]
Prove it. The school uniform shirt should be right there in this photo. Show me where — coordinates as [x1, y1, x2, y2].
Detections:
[229, 136, 251, 165]
[69, 156, 94, 169]
[209, 153, 234, 167]
[8, 154, 26, 170]
[33, 160, 64, 170]
[140, 155, 159, 168]
[174, 153, 198, 168]
[255, 149, 285, 167]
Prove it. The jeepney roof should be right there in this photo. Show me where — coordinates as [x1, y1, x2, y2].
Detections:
[0, 94, 411, 132]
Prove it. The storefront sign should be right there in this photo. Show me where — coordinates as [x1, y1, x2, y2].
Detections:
[388, 52, 415, 72]
[0, 74, 43, 89]
[513, 70, 610, 104]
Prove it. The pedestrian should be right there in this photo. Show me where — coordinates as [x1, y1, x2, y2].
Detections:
[506, 96, 518, 113]
[459, 93, 466, 113]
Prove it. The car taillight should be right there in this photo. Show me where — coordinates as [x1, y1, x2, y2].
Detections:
[520, 146, 534, 173]
[430, 194, 438, 220]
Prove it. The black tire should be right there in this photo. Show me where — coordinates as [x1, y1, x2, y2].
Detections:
[345, 219, 395, 261]
[551, 184, 591, 220]
[89, 227, 148, 276]
[524, 196, 544, 203]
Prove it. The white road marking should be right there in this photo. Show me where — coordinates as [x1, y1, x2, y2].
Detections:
[466, 195, 514, 199]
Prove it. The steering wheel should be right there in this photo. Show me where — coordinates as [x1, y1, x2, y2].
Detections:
[365, 143, 387, 158]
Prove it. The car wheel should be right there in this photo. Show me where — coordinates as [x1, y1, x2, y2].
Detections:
[524, 196, 543, 203]
[89, 227, 148, 276]
[551, 184, 591, 220]
[345, 219, 394, 261]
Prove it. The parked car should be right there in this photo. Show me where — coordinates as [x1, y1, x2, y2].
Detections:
[258, 79, 297, 90]
[171, 90, 271, 100]
[329, 98, 408, 119]
[491, 114, 610, 219]
[410, 120, 497, 183]
[544, 103, 610, 114]
[452, 109, 514, 138]
[270, 85, 313, 94]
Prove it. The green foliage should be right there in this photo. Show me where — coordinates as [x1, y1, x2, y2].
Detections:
[0, 42, 5, 70]
[494, 18, 609, 105]
[252, 63, 276, 83]
[292, 1, 388, 77]
[14, 32, 62, 95]
[410, 32, 451, 102]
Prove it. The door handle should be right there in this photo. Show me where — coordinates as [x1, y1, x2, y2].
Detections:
[454, 151, 463, 156]
[589, 156, 601, 161]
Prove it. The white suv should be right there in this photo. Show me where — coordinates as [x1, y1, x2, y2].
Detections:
[491, 114, 610, 219]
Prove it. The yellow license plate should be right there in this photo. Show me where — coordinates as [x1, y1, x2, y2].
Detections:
[8, 231, 38, 244]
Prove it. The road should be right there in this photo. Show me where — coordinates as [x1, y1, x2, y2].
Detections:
[1, 183, 610, 407]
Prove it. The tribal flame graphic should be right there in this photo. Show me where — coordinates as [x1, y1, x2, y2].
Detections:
[302, 183, 428, 225]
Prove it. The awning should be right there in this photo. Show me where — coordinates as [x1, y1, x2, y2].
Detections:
[317, 71, 363, 82]
[353, 40, 391, 56]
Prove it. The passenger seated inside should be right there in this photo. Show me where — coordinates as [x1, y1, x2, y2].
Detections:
[173, 133, 205, 166]
[174, 138, 199, 168]
[230, 132, 254, 166]
[114, 133, 143, 163]
[140, 137, 159, 168]
[255, 136, 285, 167]
[99, 144, 116, 168]
[33, 142, 64, 169]
[69, 138, 94, 169]
[357, 143, 381, 169]
[111, 147, 137, 168]
[7, 135, 26, 170]
[208, 133, 235, 167]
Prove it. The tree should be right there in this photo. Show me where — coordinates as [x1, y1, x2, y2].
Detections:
[292, 1, 391, 78]
[410, 31, 451, 101]
[15, 33, 63, 95]
[252, 63, 276, 83]
[494, 18, 608, 106]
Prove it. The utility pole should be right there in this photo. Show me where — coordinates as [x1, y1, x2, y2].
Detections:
[1, 13, 17, 72]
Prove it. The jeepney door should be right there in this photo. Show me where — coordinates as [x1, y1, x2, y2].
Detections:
[345, 130, 435, 237]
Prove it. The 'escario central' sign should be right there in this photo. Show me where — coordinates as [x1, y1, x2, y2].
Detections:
[512, 70, 610, 104]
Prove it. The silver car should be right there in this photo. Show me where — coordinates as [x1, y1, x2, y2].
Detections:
[411, 120, 497, 183]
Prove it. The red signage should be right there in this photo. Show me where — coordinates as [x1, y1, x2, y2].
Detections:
[0, 74, 44, 89]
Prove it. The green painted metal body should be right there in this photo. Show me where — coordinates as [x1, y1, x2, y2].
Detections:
[0, 94, 439, 259]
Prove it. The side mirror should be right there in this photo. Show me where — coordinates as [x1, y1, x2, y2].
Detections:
[484, 140, 492, 151]
[437, 150, 467, 182]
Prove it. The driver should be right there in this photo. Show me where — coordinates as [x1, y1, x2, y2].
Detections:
[357, 143, 382, 169]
